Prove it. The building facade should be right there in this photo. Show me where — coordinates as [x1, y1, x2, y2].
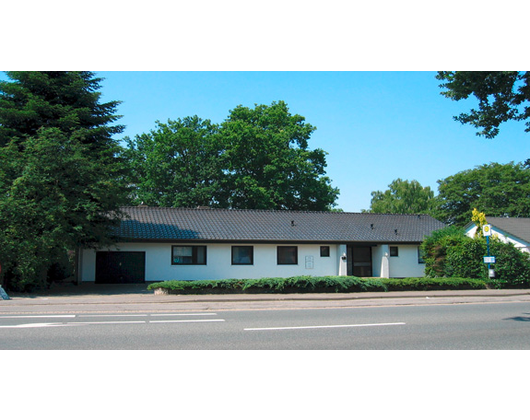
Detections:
[79, 207, 445, 283]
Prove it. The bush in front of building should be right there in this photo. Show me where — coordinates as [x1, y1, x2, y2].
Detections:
[147, 276, 487, 294]
[147, 276, 386, 294]
[382, 277, 487, 291]
[421, 226, 530, 288]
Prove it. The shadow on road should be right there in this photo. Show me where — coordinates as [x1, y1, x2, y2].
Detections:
[8, 282, 155, 298]
[503, 313, 530, 322]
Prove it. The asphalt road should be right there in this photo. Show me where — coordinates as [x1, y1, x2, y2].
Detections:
[2, 301, 530, 349]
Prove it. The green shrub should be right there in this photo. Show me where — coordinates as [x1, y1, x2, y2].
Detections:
[382, 277, 487, 291]
[422, 225, 467, 277]
[147, 276, 388, 294]
[147, 275, 489, 294]
[422, 227, 530, 288]
[488, 242, 530, 288]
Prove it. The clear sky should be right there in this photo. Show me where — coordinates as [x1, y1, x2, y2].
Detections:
[89, 70, 528, 212]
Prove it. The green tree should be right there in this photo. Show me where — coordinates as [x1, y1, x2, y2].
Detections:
[126, 101, 339, 211]
[219, 101, 339, 210]
[365, 178, 436, 215]
[435, 162, 530, 226]
[436, 71, 530, 138]
[0, 72, 129, 291]
[0, 71, 124, 148]
[125, 116, 224, 207]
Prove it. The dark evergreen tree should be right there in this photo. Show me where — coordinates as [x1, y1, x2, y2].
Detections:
[0, 71, 129, 291]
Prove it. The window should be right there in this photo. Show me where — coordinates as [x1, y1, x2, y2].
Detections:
[277, 246, 298, 265]
[172, 245, 206, 265]
[320, 246, 330, 257]
[390, 246, 399, 257]
[232, 246, 254, 265]
[418, 247, 426, 264]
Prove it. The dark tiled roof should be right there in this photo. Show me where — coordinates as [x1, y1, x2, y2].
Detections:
[116, 207, 445, 243]
[487, 217, 530, 244]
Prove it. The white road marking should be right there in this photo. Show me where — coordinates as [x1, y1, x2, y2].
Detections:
[0, 310, 223, 329]
[244, 322, 406, 331]
[0, 323, 70, 329]
[150, 313, 218, 316]
[72, 321, 146, 325]
[0, 315, 76, 319]
[77, 314, 149, 318]
[149, 319, 225, 324]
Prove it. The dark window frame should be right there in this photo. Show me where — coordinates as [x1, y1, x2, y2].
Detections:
[320, 246, 330, 257]
[390, 246, 399, 257]
[231, 246, 254, 265]
[277, 246, 298, 265]
[171, 245, 207, 265]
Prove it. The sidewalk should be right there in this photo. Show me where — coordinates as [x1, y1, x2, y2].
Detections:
[2, 282, 530, 313]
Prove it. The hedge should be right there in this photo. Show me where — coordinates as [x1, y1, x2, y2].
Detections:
[422, 226, 530, 288]
[147, 276, 488, 295]
[382, 277, 487, 291]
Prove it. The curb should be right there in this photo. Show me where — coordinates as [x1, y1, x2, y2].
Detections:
[5, 289, 530, 306]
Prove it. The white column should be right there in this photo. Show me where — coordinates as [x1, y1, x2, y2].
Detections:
[338, 244, 347, 276]
[380, 244, 390, 278]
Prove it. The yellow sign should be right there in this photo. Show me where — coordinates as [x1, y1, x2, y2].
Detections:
[482, 224, 492, 237]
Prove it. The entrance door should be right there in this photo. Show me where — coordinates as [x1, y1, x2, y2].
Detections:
[95, 252, 146, 284]
[347, 246, 373, 277]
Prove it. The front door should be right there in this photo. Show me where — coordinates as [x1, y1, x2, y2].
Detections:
[95, 252, 146, 284]
[347, 245, 373, 277]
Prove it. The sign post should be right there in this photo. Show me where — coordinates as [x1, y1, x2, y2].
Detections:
[482, 224, 495, 278]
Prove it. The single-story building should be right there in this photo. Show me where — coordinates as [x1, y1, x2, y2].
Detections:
[465, 217, 530, 253]
[78, 206, 445, 284]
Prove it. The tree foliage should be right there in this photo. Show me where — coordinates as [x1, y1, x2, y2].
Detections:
[125, 116, 223, 208]
[437, 71, 530, 138]
[435, 162, 530, 226]
[0, 72, 129, 291]
[0, 71, 124, 148]
[220, 101, 338, 210]
[365, 178, 436, 215]
[126, 101, 339, 211]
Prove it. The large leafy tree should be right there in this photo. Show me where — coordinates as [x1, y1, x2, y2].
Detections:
[365, 178, 436, 215]
[125, 116, 224, 207]
[126, 101, 339, 211]
[0, 71, 129, 291]
[219, 101, 339, 210]
[435, 161, 530, 226]
[437, 71, 530, 139]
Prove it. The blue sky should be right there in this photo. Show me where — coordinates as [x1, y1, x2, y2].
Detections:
[91, 71, 529, 212]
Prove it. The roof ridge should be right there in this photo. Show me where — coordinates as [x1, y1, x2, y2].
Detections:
[122, 206, 348, 215]
[121, 206, 437, 218]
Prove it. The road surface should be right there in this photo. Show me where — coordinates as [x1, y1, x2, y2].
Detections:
[2, 301, 530, 349]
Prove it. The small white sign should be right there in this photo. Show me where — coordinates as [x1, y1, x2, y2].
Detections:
[483, 256, 496, 264]
[305, 256, 314, 269]
[482, 224, 492, 237]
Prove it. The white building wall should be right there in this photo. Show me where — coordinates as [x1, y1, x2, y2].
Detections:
[466, 226, 530, 253]
[388, 245, 425, 278]
[81, 242, 428, 282]
[81, 242, 343, 282]
[371, 245, 390, 278]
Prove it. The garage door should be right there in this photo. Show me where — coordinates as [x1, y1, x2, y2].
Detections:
[95, 252, 146, 284]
